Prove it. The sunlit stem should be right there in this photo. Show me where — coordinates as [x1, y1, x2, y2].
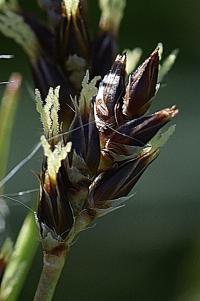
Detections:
[33, 245, 68, 301]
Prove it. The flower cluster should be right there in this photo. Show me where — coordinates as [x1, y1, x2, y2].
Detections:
[36, 49, 178, 247]
[0, 0, 178, 249]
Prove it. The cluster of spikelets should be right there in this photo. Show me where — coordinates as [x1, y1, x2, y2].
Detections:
[0, 0, 178, 250]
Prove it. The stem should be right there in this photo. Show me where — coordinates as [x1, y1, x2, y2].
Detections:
[34, 246, 68, 301]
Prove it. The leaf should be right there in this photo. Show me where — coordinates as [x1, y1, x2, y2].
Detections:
[150, 124, 176, 150]
[125, 48, 142, 74]
[158, 49, 179, 82]
[0, 73, 22, 184]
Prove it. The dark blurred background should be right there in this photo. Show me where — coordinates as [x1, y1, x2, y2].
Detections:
[0, 0, 199, 300]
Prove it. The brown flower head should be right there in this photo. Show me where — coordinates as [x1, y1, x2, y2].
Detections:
[0, 1, 178, 248]
[35, 48, 178, 247]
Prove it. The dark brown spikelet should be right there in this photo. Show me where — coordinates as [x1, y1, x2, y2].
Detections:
[89, 150, 159, 208]
[94, 54, 126, 144]
[105, 106, 178, 150]
[69, 103, 101, 175]
[38, 161, 74, 240]
[123, 49, 159, 118]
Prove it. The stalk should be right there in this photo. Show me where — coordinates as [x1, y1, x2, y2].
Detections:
[34, 245, 68, 301]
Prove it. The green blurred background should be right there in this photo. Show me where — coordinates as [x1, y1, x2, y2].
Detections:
[0, 0, 199, 300]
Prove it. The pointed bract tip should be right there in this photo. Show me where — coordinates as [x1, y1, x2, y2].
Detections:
[115, 53, 127, 64]
[123, 48, 159, 118]
[160, 106, 179, 119]
[150, 47, 160, 64]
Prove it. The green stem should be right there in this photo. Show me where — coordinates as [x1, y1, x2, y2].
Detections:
[0, 213, 38, 301]
[33, 246, 68, 301]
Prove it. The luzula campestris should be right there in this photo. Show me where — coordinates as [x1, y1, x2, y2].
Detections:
[0, 1, 178, 300]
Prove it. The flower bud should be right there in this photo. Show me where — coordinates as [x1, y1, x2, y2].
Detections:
[89, 150, 158, 208]
[59, 0, 90, 61]
[94, 54, 126, 144]
[105, 106, 178, 152]
[123, 49, 159, 118]
[38, 160, 74, 240]
[69, 72, 101, 174]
